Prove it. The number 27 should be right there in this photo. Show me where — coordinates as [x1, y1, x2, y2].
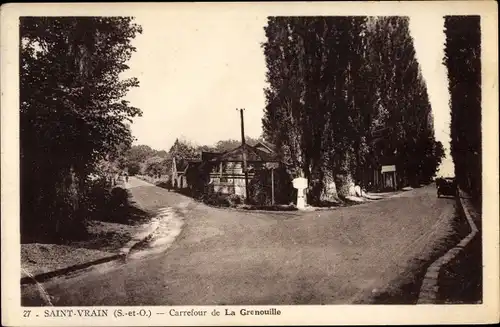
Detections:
[23, 310, 31, 317]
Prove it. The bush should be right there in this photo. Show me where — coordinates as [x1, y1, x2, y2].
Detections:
[248, 167, 294, 205]
[110, 187, 129, 207]
[227, 194, 243, 206]
[200, 192, 231, 207]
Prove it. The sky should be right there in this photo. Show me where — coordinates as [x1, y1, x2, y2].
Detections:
[123, 13, 454, 177]
[409, 14, 454, 177]
[122, 11, 268, 150]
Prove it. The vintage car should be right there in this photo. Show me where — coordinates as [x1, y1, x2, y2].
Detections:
[436, 177, 458, 198]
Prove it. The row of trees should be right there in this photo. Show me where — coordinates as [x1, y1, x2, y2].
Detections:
[20, 17, 143, 240]
[443, 15, 482, 208]
[261, 16, 445, 202]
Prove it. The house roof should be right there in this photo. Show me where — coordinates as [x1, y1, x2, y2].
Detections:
[209, 143, 280, 162]
[201, 152, 220, 161]
[185, 160, 203, 172]
[253, 146, 279, 161]
[253, 141, 275, 153]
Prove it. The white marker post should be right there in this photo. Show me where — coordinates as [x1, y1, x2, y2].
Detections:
[292, 177, 308, 210]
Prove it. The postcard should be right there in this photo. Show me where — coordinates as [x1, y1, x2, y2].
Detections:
[1, 1, 498, 326]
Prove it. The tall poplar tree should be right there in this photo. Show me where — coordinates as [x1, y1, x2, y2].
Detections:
[262, 16, 444, 203]
[444, 15, 481, 205]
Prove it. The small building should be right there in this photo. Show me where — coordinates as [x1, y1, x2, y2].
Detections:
[204, 142, 281, 198]
[253, 141, 276, 155]
[171, 141, 290, 204]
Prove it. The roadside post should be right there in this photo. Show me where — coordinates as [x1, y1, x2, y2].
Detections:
[292, 177, 308, 210]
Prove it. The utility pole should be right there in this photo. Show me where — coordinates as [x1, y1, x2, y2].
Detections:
[271, 167, 275, 205]
[240, 109, 246, 146]
[237, 108, 250, 202]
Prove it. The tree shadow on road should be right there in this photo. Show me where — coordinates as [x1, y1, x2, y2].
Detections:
[95, 187, 152, 226]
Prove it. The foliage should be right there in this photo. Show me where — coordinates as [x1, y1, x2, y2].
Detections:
[126, 161, 141, 176]
[124, 145, 157, 163]
[116, 144, 171, 177]
[169, 138, 200, 159]
[199, 192, 231, 207]
[20, 17, 142, 241]
[443, 16, 481, 205]
[143, 156, 168, 177]
[227, 194, 244, 206]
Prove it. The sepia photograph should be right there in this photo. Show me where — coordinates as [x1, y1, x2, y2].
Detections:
[2, 1, 499, 326]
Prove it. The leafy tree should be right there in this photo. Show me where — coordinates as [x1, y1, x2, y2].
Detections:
[248, 167, 294, 205]
[20, 17, 142, 240]
[126, 161, 141, 176]
[213, 139, 242, 152]
[156, 150, 168, 158]
[125, 145, 156, 163]
[169, 138, 199, 160]
[420, 138, 445, 182]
